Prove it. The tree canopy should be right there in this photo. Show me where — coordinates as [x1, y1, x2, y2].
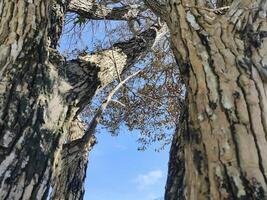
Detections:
[62, 0, 182, 150]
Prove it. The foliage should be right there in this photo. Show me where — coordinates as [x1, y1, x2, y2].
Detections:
[63, 0, 183, 150]
[98, 50, 183, 150]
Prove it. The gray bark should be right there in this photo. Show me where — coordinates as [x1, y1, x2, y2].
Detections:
[165, 107, 187, 200]
[0, 1, 156, 199]
[164, 0, 267, 199]
[50, 118, 96, 200]
[0, 1, 65, 199]
[50, 28, 156, 200]
[68, 0, 144, 21]
[0, 1, 101, 198]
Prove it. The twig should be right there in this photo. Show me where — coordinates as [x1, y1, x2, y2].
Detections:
[110, 99, 126, 107]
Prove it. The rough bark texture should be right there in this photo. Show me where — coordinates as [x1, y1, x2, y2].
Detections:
[144, 0, 168, 20]
[50, 28, 156, 200]
[165, 107, 186, 200]
[165, 134, 185, 200]
[68, 0, 144, 21]
[50, 118, 96, 200]
[165, 0, 267, 199]
[0, 0, 100, 198]
[0, 1, 66, 199]
[0, 1, 156, 199]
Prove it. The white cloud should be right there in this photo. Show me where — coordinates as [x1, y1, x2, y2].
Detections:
[134, 170, 163, 190]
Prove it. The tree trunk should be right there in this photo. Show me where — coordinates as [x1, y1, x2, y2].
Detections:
[165, 0, 267, 199]
[165, 107, 186, 200]
[0, 1, 102, 198]
[0, 1, 67, 199]
[0, 1, 157, 198]
[50, 118, 96, 200]
[48, 27, 156, 200]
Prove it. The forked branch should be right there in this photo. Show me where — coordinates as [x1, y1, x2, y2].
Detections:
[63, 70, 141, 151]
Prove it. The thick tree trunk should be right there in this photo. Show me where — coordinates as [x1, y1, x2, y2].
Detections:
[0, 0, 156, 197]
[0, 1, 67, 199]
[0, 1, 109, 198]
[165, 0, 267, 199]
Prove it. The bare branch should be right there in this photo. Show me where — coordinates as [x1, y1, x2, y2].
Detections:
[110, 99, 126, 107]
[63, 70, 141, 150]
[67, 0, 145, 21]
[59, 28, 156, 112]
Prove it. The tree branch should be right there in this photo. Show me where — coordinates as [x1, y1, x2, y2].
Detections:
[67, 0, 144, 21]
[63, 70, 141, 150]
[59, 28, 156, 112]
[50, 117, 96, 200]
[51, 70, 140, 200]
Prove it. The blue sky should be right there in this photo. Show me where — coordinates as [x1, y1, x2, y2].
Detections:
[59, 19, 170, 200]
[84, 128, 169, 200]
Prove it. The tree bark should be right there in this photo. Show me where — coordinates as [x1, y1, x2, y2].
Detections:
[165, 107, 186, 200]
[0, 1, 100, 198]
[49, 28, 156, 200]
[165, 0, 267, 199]
[50, 118, 96, 200]
[0, 1, 156, 199]
[0, 1, 67, 199]
[67, 0, 144, 21]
